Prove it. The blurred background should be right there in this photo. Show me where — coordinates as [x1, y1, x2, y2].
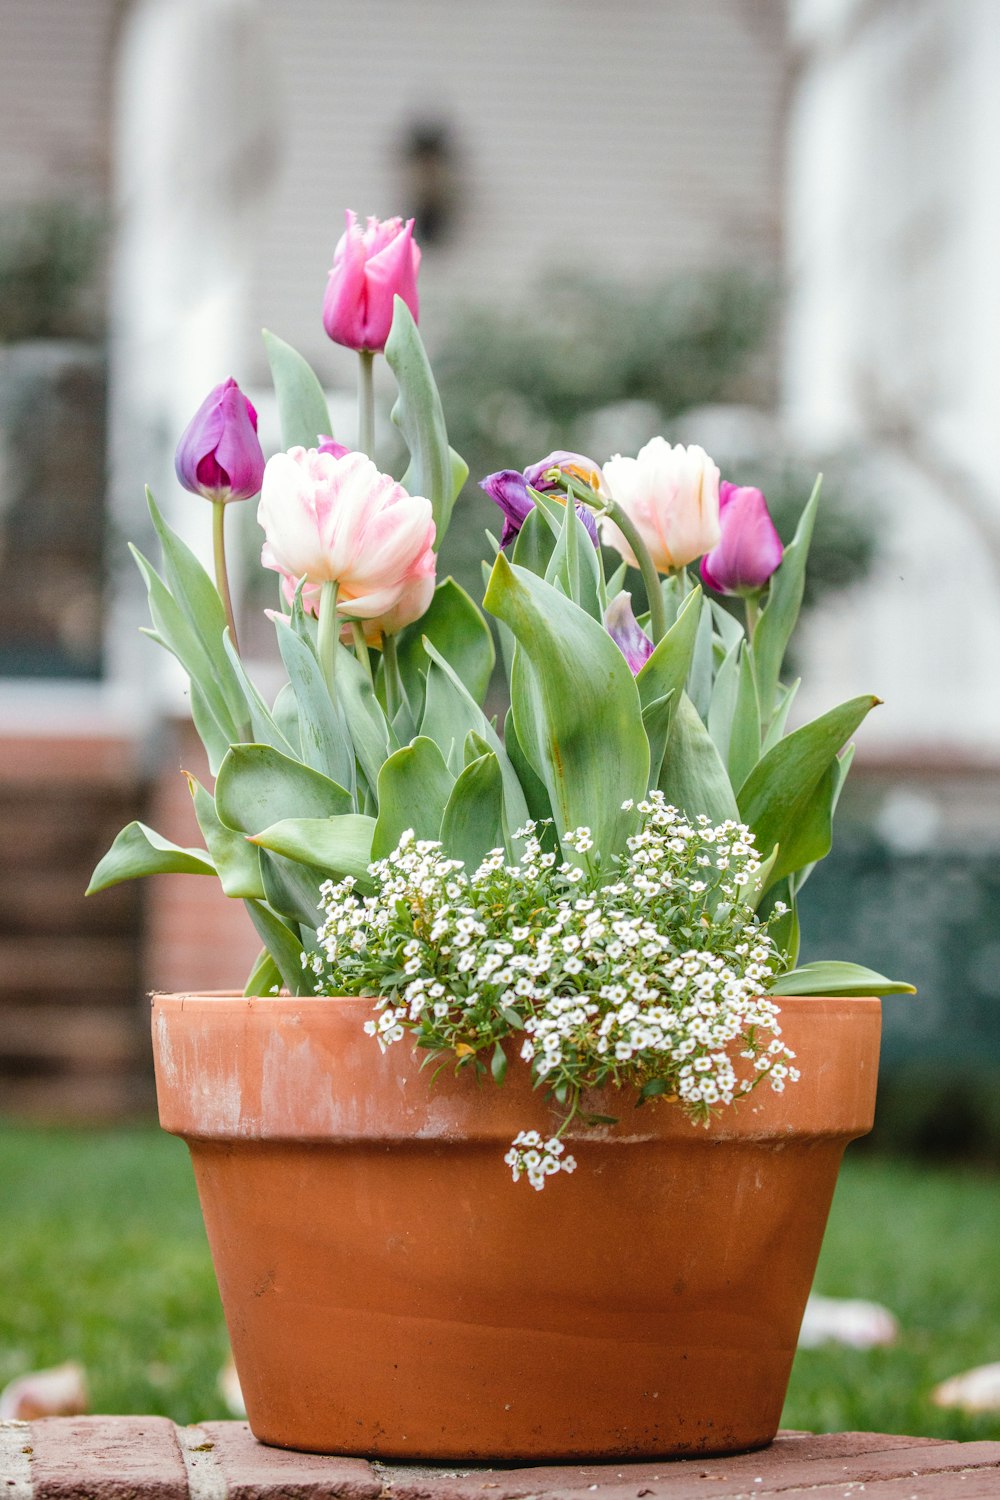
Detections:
[2, 0, 1000, 1439]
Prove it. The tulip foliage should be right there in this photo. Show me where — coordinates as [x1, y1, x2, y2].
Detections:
[90, 286, 910, 1001]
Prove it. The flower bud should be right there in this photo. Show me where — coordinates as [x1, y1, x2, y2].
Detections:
[700, 482, 783, 596]
[174, 378, 265, 503]
[322, 212, 421, 354]
[604, 592, 653, 675]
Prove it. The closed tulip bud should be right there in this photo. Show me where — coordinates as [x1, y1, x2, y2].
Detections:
[700, 482, 784, 597]
[602, 438, 720, 573]
[258, 447, 435, 635]
[604, 592, 653, 675]
[322, 211, 421, 354]
[174, 378, 265, 503]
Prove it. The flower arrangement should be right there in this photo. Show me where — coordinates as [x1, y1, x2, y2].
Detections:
[90, 211, 911, 1184]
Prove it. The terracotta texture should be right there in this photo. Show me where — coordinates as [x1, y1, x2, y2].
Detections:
[152, 993, 881, 1462]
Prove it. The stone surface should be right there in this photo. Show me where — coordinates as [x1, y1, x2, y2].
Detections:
[1, 1421, 999, 1499]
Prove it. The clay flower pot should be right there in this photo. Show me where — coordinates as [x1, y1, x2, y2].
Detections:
[152, 992, 880, 1462]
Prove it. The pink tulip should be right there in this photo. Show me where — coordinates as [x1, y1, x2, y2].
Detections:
[700, 482, 784, 596]
[258, 447, 435, 635]
[322, 212, 421, 354]
[174, 378, 265, 503]
[602, 438, 720, 573]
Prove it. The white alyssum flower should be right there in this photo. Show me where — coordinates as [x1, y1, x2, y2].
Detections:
[313, 794, 797, 1190]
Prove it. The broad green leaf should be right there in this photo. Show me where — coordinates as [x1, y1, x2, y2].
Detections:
[333, 640, 393, 798]
[395, 576, 495, 711]
[707, 637, 740, 767]
[130, 544, 239, 746]
[243, 947, 284, 997]
[753, 476, 821, 725]
[768, 961, 916, 997]
[263, 329, 333, 449]
[190, 679, 233, 776]
[223, 633, 296, 758]
[484, 553, 648, 863]
[760, 880, 799, 969]
[761, 676, 800, 755]
[271, 682, 302, 757]
[440, 752, 506, 869]
[737, 695, 878, 890]
[545, 497, 602, 621]
[145, 490, 249, 735]
[503, 706, 553, 830]
[385, 299, 456, 541]
[87, 823, 214, 894]
[215, 744, 352, 834]
[726, 645, 761, 791]
[512, 505, 558, 577]
[274, 623, 356, 793]
[709, 598, 744, 654]
[687, 595, 716, 722]
[637, 586, 701, 726]
[244, 898, 312, 995]
[789, 743, 855, 897]
[372, 736, 455, 859]
[250, 813, 376, 885]
[187, 774, 265, 899]
[641, 691, 675, 789]
[659, 692, 740, 825]
[259, 847, 327, 928]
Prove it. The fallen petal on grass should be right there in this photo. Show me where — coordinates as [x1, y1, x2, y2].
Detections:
[0, 1360, 88, 1420]
[797, 1294, 899, 1350]
[932, 1362, 1000, 1413]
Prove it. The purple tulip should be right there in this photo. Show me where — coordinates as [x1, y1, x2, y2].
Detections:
[174, 378, 265, 504]
[700, 482, 784, 597]
[480, 451, 602, 550]
[605, 592, 653, 675]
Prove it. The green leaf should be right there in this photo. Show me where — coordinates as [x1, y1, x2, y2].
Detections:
[686, 595, 716, 723]
[503, 706, 553, 830]
[760, 880, 799, 969]
[789, 742, 856, 897]
[726, 645, 761, 791]
[491, 1041, 507, 1085]
[274, 623, 356, 794]
[333, 639, 392, 798]
[709, 599, 743, 654]
[659, 692, 739, 826]
[761, 676, 800, 755]
[249, 813, 376, 885]
[511, 505, 558, 577]
[263, 329, 332, 449]
[421, 657, 486, 773]
[372, 736, 455, 859]
[753, 476, 821, 723]
[145, 490, 249, 735]
[259, 848, 327, 928]
[215, 744, 352, 834]
[439, 752, 505, 869]
[768, 961, 916, 997]
[187, 774, 266, 899]
[271, 683, 302, 757]
[243, 899, 312, 995]
[394, 576, 496, 710]
[190, 680, 233, 777]
[484, 553, 648, 862]
[637, 586, 701, 764]
[223, 633, 296, 759]
[640, 691, 675, 789]
[736, 695, 878, 890]
[545, 497, 602, 621]
[385, 298, 457, 542]
[87, 823, 214, 894]
[243, 947, 284, 997]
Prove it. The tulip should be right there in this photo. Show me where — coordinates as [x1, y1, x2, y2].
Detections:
[604, 593, 653, 675]
[480, 450, 602, 549]
[601, 438, 720, 573]
[258, 446, 435, 632]
[174, 378, 265, 503]
[700, 482, 784, 597]
[322, 211, 421, 354]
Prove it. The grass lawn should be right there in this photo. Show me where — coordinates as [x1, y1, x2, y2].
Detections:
[1, 1123, 998, 1441]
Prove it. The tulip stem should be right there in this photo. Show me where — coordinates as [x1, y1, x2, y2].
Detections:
[212, 500, 240, 656]
[744, 594, 761, 640]
[350, 621, 373, 684]
[602, 497, 668, 647]
[357, 350, 375, 458]
[317, 580, 340, 699]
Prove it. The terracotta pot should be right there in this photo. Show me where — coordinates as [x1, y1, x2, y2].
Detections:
[152, 992, 880, 1462]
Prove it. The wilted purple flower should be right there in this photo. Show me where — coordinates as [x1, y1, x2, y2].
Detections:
[480, 449, 602, 549]
[605, 592, 653, 675]
[700, 482, 783, 596]
[174, 378, 265, 504]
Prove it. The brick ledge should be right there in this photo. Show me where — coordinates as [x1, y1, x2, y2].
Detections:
[2, 1420, 1000, 1498]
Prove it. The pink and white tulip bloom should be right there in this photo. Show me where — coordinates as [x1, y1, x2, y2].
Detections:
[700, 482, 783, 597]
[322, 212, 421, 354]
[602, 438, 721, 573]
[258, 447, 436, 635]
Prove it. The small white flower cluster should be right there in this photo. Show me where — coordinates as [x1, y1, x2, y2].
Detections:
[312, 793, 798, 1189]
[503, 1130, 577, 1190]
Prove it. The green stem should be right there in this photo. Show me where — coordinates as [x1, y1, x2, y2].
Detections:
[212, 500, 240, 655]
[602, 497, 668, 646]
[744, 593, 761, 641]
[357, 350, 375, 458]
[317, 580, 340, 699]
[350, 620, 373, 684]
